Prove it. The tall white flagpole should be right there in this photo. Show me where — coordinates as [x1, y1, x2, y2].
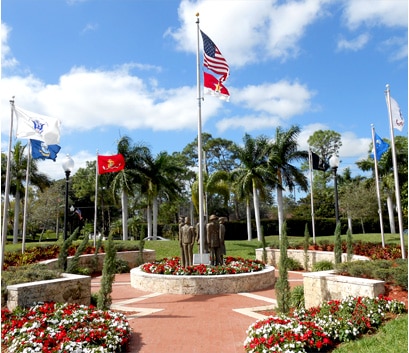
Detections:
[308, 148, 316, 244]
[196, 14, 205, 260]
[385, 84, 405, 259]
[21, 141, 32, 253]
[1, 98, 15, 270]
[371, 124, 385, 247]
[93, 151, 99, 247]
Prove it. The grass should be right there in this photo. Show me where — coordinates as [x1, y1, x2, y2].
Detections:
[139, 233, 407, 261]
[331, 314, 408, 353]
[5, 233, 406, 260]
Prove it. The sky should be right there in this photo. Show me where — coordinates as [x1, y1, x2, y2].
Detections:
[1, 0, 408, 185]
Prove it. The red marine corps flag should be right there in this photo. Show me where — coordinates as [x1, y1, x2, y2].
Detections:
[97, 154, 125, 174]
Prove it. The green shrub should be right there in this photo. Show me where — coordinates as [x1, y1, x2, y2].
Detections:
[392, 265, 408, 290]
[115, 258, 130, 273]
[289, 285, 304, 310]
[286, 258, 303, 271]
[312, 260, 334, 272]
[336, 259, 408, 290]
[1, 264, 62, 305]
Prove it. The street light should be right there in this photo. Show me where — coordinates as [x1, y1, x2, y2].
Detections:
[62, 154, 74, 241]
[329, 154, 340, 224]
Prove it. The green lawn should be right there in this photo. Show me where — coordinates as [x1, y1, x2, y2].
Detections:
[140, 233, 407, 260]
[6, 232, 406, 260]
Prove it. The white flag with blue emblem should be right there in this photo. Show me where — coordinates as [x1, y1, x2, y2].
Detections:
[389, 97, 405, 131]
[15, 106, 61, 145]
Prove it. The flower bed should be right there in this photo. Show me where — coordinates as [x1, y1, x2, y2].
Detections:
[133, 257, 274, 295]
[1, 302, 131, 353]
[244, 295, 406, 353]
[140, 256, 265, 275]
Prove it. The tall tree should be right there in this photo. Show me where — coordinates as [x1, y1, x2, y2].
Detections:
[269, 126, 308, 237]
[356, 135, 408, 233]
[112, 136, 150, 240]
[232, 134, 276, 241]
[7, 141, 51, 243]
[138, 151, 184, 240]
[191, 170, 231, 218]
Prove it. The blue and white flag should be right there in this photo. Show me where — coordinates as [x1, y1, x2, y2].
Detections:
[370, 134, 389, 161]
[15, 106, 61, 145]
[31, 139, 61, 161]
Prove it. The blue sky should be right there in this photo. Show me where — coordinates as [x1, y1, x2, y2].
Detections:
[1, 0, 407, 183]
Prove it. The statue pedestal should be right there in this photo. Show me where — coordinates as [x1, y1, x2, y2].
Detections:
[193, 253, 210, 265]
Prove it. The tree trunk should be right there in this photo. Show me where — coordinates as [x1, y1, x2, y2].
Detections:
[246, 198, 252, 241]
[347, 214, 353, 234]
[252, 183, 262, 241]
[153, 197, 158, 240]
[13, 191, 21, 244]
[121, 190, 128, 241]
[387, 195, 396, 233]
[147, 204, 152, 239]
[277, 186, 284, 239]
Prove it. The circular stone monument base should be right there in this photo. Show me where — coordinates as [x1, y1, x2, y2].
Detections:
[130, 265, 276, 295]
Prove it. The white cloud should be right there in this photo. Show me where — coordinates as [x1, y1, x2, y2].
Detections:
[343, 0, 408, 29]
[1, 23, 18, 68]
[217, 114, 282, 133]
[339, 131, 371, 158]
[0, 65, 226, 137]
[168, 0, 332, 66]
[337, 33, 370, 51]
[265, 0, 331, 60]
[81, 23, 99, 34]
[234, 80, 315, 117]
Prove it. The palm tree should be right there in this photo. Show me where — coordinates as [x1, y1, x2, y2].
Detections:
[268, 126, 308, 237]
[111, 136, 150, 240]
[191, 170, 231, 219]
[138, 151, 184, 240]
[8, 141, 51, 243]
[232, 134, 276, 241]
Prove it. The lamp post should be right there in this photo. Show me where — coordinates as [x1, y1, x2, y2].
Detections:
[62, 154, 74, 241]
[329, 154, 340, 224]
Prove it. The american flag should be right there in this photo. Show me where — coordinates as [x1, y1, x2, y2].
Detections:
[200, 31, 229, 81]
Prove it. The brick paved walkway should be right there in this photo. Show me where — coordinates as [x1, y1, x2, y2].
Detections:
[91, 271, 304, 353]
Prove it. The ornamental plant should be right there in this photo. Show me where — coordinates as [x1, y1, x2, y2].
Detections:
[140, 256, 265, 275]
[244, 295, 406, 353]
[1, 302, 131, 353]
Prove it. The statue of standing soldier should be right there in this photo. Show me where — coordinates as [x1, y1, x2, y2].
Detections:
[179, 217, 194, 267]
[206, 214, 222, 266]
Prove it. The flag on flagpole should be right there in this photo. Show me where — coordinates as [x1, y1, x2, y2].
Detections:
[74, 208, 83, 220]
[389, 96, 405, 131]
[15, 106, 61, 145]
[311, 152, 329, 171]
[97, 154, 125, 174]
[200, 30, 229, 81]
[370, 133, 389, 160]
[30, 139, 61, 161]
[203, 72, 230, 101]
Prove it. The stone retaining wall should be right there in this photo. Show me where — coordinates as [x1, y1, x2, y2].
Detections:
[6, 250, 156, 311]
[7, 273, 91, 311]
[40, 249, 156, 272]
[131, 265, 276, 295]
[255, 248, 368, 270]
[303, 270, 385, 308]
